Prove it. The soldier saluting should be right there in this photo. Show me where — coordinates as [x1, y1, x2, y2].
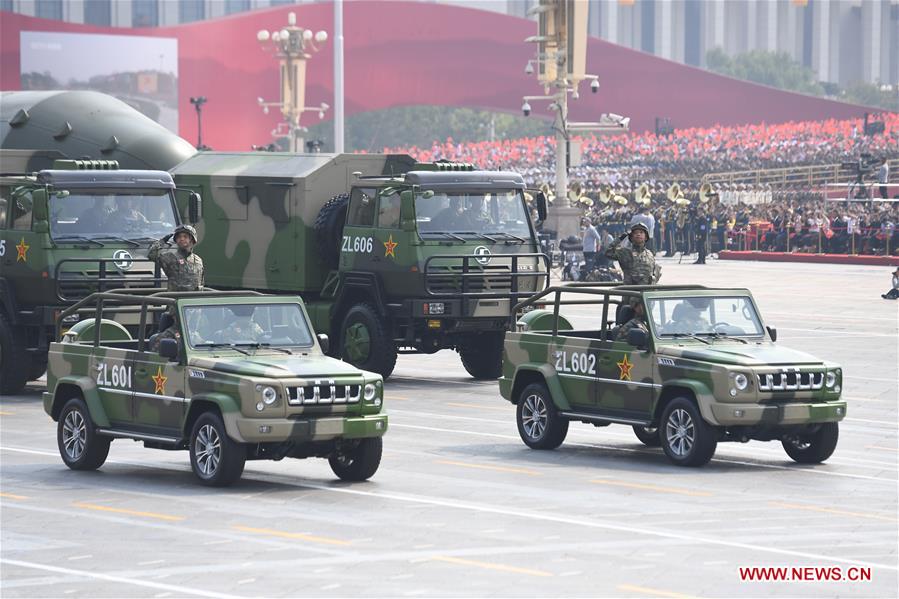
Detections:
[605, 222, 661, 286]
[148, 225, 205, 292]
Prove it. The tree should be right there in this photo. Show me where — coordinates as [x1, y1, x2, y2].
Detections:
[705, 48, 824, 96]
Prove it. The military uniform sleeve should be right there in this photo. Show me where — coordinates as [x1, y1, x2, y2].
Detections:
[147, 237, 169, 263]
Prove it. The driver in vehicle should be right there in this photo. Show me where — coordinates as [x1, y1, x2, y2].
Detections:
[217, 307, 265, 343]
[666, 298, 711, 334]
[107, 196, 150, 229]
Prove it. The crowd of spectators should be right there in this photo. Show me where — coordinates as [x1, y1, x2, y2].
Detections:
[384, 113, 899, 256]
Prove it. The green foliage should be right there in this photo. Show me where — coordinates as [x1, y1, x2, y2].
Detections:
[840, 81, 899, 112]
[305, 105, 551, 152]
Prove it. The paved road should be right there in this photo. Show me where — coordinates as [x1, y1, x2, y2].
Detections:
[2, 258, 897, 597]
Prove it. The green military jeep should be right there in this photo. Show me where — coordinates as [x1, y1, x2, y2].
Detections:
[43, 289, 387, 486]
[499, 283, 845, 467]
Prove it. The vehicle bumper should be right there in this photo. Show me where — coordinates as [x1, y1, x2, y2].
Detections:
[42, 392, 53, 416]
[228, 413, 388, 444]
[498, 376, 513, 400]
[708, 400, 846, 427]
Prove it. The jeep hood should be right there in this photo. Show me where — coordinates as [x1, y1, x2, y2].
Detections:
[659, 343, 824, 367]
[188, 354, 366, 379]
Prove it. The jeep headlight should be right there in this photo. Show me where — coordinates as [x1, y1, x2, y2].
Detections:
[825, 371, 837, 388]
[733, 373, 749, 391]
[256, 384, 278, 405]
[364, 383, 377, 402]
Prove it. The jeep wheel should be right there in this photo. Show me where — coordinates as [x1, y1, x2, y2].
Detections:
[189, 412, 246, 487]
[314, 193, 349, 269]
[782, 423, 839, 464]
[57, 398, 111, 471]
[458, 332, 504, 380]
[0, 312, 30, 395]
[632, 425, 661, 447]
[660, 398, 717, 467]
[340, 303, 397, 379]
[329, 437, 383, 481]
[516, 382, 568, 450]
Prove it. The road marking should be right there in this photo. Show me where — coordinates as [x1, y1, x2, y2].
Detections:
[590, 479, 712, 497]
[845, 417, 898, 427]
[431, 555, 552, 577]
[0, 411, 15, 415]
[388, 396, 411, 401]
[138, 560, 167, 566]
[618, 584, 691, 598]
[446, 402, 509, 412]
[769, 502, 899, 523]
[0, 491, 28, 500]
[866, 445, 899, 452]
[0, 559, 244, 599]
[73, 502, 185, 522]
[231, 525, 351, 546]
[67, 555, 92, 561]
[435, 459, 541, 476]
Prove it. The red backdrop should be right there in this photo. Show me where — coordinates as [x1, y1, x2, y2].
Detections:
[0, 1, 875, 151]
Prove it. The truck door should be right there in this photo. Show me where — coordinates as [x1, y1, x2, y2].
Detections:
[372, 189, 407, 295]
[0, 185, 42, 307]
[340, 187, 378, 272]
[131, 332, 186, 435]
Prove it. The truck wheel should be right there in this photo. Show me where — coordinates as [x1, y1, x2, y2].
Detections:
[516, 382, 568, 450]
[314, 193, 349, 269]
[632, 425, 661, 447]
[28, 355, 48, 381]
[329, 437, 383, 481]
[660, 397, 717, 467]
[782, 423, 839, 464]
[57, 398, 111, 471]
[0, 312, 30, 395]
[189, 411, 246, 487]
[458, 333, 504, 380]
[340, 303, 397, 378]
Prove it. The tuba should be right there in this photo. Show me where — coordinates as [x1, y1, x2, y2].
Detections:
[699, 182, 718, 204]
[540, 182, 555, 205]
[614, 193, 628, 206]
[666, 183, 684, 202]
[635, 183, 651, 207]
[598, 185, 612, 204]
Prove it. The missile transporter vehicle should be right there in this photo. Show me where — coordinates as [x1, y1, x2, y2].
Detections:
[170, 153, 549, 380]
[43, 289, 387, 486]
[500, 283, 845, 467]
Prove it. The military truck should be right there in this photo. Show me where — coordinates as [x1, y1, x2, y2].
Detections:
[3, 91, 549, 381]
[500, 283, 845, 467]
[0, 156, 203, 394]
[43, 289, 387, 486]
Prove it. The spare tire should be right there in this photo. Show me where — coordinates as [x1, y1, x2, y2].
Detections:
[314, 193, 350, 269]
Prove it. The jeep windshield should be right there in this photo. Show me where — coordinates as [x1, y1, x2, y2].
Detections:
[415, 190, 530, 239]
[49, 189, 178, 242]
[647, 296, 765, 338]
[182, 303, 314, 349]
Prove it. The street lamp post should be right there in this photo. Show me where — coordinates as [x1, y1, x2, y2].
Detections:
[256, 12, 329, 152]
[189, 96, 207, 150]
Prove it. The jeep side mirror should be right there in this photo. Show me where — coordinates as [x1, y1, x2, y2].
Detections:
[158, 338, 179, 360]
[766, 326, 777, 342]
[535, 191, 547, 222]
[317, 333, 329, 354]
[188, 192, 202, 223]
[627, 328, 648, 348]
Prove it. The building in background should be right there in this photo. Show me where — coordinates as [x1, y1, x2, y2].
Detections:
[2, 0, 896, 86]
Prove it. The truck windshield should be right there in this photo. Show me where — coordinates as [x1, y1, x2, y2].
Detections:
[49, 189, 178, 242]
[415, 190, 531, 238]
[647, 296, 764, 338]
[182, 303, 314, 349]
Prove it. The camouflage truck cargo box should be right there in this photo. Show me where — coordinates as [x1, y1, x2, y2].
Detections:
[500, 283, 845, 467]
[43, 289, 387, 487]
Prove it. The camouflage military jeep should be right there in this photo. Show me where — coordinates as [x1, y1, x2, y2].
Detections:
[500, 283, 845, 467]
[42, 289, 387, 486]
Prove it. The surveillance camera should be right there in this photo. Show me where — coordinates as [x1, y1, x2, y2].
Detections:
[522, 101, 531, 117]
[619, 117, 630, 129]
[590, 79, 600, 93]
[608, 113, 624, 121]
[524, 61, 534, 75]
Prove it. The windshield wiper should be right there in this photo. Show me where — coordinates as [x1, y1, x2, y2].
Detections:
[454, 231, 498, 242]
[234, 342, 293, 355]
[53, 235, 105, 247]
[659, 332, 710, 345]
[698, 332, 749, 344]
[194, 342, 250, 355]
[421, 231, 466, 242]
[95, 236, 140, 248]
[487, 231, 526, 243]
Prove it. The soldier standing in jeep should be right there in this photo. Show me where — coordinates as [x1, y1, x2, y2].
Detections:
[605, 222, 661, 286]
[148, 225, 205, 293]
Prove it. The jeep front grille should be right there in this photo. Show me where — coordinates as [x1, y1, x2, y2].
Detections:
[287, 380, 361, 405]
[757, 371, 824, 392]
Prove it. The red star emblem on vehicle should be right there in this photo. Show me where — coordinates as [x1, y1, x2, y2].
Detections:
[383, 234, 398, 258]
[15, 237, 29, 262]
[617, 354, 633, 381]
[152, 366, 168, 395]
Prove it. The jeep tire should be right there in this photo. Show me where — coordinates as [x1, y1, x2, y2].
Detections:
[782, 422, 839, 464]
[660, 397, 717, 467]
[0, 312, 30, 395]
[57, 398, 111, 471]
[329, 437, 383, 481]
[340, 303, 397, 379]
[458, 332, 504, 380]
[314, 193, 349, 269]
[516, 382, 568, 450]
[632, 425, 661, 447]
[189, 411, 246, 487]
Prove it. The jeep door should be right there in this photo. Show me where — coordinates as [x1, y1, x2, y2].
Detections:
[91, 347, 136, 427]
[132, 337, 186, 435]
[594, 337, 655, 420]
[551, 334, 600, 410]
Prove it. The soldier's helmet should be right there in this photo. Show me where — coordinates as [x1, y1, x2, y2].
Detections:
[173, 224, 198, 243]
[628, 222, 650, 237]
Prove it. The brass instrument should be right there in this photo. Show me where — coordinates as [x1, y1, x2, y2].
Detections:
[540, 182, 555, 205]
[666, 183, 684, 202]
[635, 182, 651, 206]
[699, 182, 718, 204]
[598, 186, 612, 204]
[613, 193, 628, 206]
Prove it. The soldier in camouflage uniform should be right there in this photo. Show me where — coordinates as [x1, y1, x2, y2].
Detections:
[148, 225, 205, 292]
[605, 222, 661, 286]
[615, 301, 648, 341]
[217, 307, 265, 344]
